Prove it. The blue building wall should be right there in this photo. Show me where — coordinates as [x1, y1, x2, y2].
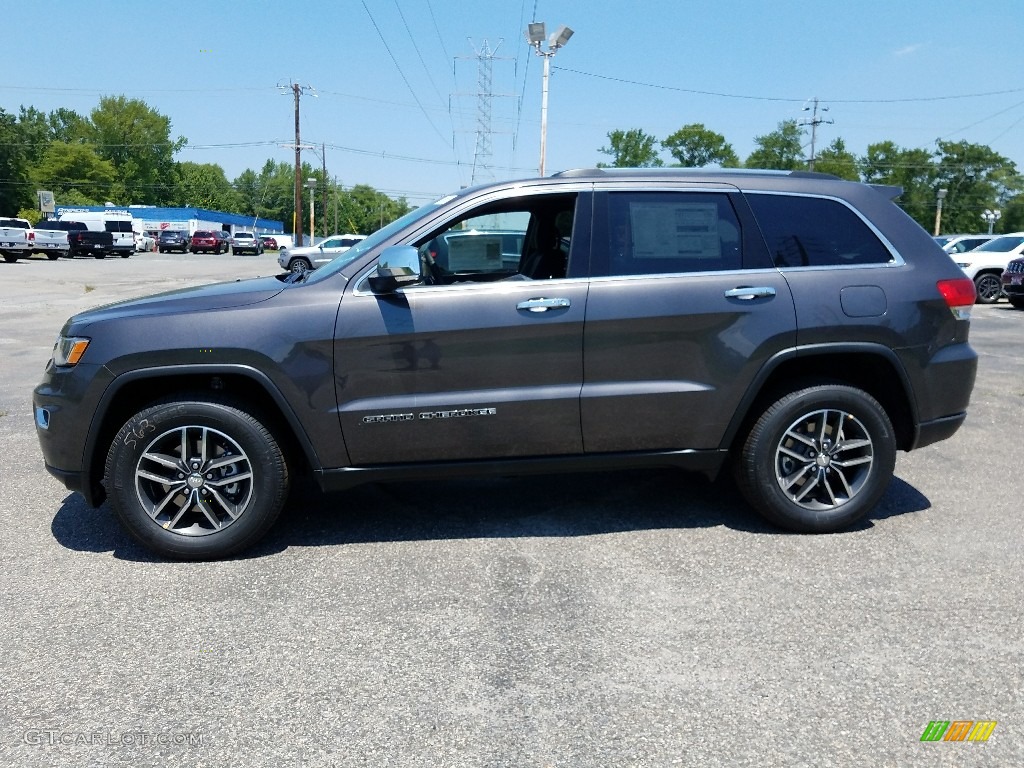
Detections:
[54, 205, 284, 233]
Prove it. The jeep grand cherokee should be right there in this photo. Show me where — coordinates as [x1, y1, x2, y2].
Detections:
[33, 169, 978, 560]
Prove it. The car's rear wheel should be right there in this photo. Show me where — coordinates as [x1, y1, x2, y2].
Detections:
[974, 272, 1003, 304]
[735, 384, 896, 533]
[46, 253, 60, 260]
[289, 258, 312, 275]
[3, 254, 19, 263]
[105, 398, 290, 560]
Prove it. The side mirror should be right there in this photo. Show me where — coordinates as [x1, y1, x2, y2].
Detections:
[368, 245, 423, 293]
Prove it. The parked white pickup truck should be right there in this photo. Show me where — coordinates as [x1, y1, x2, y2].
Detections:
[0, 217, 34, 263]
[33, 219, 71, 259]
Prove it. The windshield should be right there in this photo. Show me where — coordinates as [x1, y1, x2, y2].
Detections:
[304, 202, 443, 283]
[974, 235, 1024, 252]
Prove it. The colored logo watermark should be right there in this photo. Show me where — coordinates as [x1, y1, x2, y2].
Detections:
[920, 720, 997, 742]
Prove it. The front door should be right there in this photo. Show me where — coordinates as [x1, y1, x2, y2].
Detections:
[335, 193, 589, 465]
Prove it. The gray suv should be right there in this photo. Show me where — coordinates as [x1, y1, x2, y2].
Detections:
[33, 169, 979, 560]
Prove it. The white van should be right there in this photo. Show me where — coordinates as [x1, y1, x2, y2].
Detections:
[57, 210, 136, 258]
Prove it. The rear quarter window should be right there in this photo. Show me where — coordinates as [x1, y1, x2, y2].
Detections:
[746, 193, 894, 267]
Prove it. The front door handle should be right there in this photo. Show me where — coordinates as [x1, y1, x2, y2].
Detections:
[516, 297, 571, 312]
[724, 286, 777, 300]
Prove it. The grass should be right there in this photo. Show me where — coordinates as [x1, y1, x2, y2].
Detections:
[84, 284, 95, 293]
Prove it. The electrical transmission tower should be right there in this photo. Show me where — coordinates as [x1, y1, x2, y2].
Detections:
[457, 40, 513, 186]
[799, 97, 834, 171]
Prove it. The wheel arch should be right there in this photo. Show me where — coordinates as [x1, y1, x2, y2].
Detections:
[723, 345, 917, 454]
[83, 365, 321, 506]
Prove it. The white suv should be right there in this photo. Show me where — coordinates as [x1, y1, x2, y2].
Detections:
[953, 233, 1024, 304]
[278, 233, 366, 275]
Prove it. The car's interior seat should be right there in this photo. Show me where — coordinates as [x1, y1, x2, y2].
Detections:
[520, 215, 569, 280]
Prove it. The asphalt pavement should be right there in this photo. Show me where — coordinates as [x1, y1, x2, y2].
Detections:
[0, 251, 1020, 767]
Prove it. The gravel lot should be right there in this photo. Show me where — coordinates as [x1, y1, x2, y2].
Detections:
[0, 251, 1021, 767]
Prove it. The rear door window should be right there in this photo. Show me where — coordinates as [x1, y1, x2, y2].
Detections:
[592, 191, 743, 277]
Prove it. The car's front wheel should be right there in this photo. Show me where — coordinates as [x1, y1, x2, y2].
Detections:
[735, 384, 896, 533]
[104, 398, 290, 560]
[974, 272, 1003, 304]
[288, 258, 311, 276]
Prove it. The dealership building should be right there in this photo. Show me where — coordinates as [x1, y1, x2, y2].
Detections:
[53, 205, 285, 241]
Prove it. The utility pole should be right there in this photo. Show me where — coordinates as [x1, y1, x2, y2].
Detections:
[800, 97, 834, 171]
[278, 81, 316, 244]
[321, 143, 327, 238]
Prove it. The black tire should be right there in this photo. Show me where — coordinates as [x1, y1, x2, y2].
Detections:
[3, 254, 19, 263]
[1008, 297, 1024, 310]
[158, 247, 166, 254]
[94, 253, 106, 260]
[46, 253, 61, 260]
[735, 384, 896, 533]
[104, 398, 290, 560]
[120, 252, 131, 259]
[289, 257, 311, 276]
[974, 272, 1003, 304]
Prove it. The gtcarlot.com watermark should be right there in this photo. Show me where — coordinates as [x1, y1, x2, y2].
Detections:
[23, 729, 203, 747]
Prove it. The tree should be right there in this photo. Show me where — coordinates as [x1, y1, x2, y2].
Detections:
[31, 141, 117, 204]
[88, 96, 186, 205]
[47, 108, 90, 144]
[598, 128, 664, 167]
[859, 141, 937, 229]
[745, 120, 805, 170]
[812, 138, 859, 181]
[0, 108, 32, 214]
[1001, 191, 1024, 233]
[661, 123, 738, 167]
[234, 160, 298, 233]
[932, 140, 1019, 235]
[336, 184, 412, 234]
[17, 106, 51, 166]
[172, 162, 242, 211]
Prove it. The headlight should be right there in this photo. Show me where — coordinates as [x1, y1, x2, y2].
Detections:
[955, 262, 971, 269]
[51, 335, 90, 367]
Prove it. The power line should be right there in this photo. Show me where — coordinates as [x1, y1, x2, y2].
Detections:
[552, 66, 1024, 104]
[361, 0, 451, 149]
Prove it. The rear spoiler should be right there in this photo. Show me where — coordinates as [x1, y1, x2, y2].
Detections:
[870, 184, 904, 201]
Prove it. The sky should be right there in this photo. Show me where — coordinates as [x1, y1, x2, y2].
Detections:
[4, 0, 1024, 206]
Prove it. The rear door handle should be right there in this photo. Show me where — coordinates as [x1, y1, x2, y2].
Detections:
[516, 297, 571, 312]
[724, 286, 777, 300]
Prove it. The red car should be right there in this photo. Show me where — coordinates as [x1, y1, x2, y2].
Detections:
[260, 235, 279, 250]
[190, 230, 227, 254]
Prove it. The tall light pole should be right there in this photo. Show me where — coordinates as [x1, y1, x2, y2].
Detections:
[306, 178, 317, 245]
[981, 208, 1001, 235]
[934, 188, 948, 236]
[526, 22, 573, 177]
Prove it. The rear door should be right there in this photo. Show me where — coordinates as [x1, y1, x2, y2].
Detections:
[581, 187, 797, 452]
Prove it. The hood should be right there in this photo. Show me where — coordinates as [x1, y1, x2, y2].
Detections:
[68, 275, 288, 331]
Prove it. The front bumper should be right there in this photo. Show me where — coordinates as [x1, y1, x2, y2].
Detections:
[33, 362, 112, 508]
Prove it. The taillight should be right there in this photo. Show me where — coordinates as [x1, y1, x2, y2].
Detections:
[937, 278, 976, 320]
[28, 231, 35, 242]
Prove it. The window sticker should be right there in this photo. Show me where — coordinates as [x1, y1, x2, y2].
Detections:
[630, 202, 722, 261]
